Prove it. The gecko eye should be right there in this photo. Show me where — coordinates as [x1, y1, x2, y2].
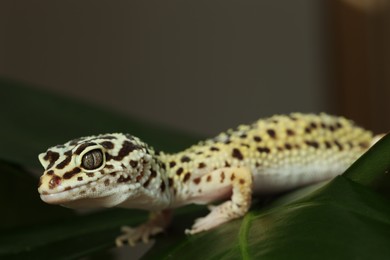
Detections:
[82, 149, 104, 170]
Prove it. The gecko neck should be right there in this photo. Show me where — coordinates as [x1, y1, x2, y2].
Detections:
[117, 149, 175, 210]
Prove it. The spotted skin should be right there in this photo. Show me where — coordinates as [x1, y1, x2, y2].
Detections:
[38, 113, 377, 245]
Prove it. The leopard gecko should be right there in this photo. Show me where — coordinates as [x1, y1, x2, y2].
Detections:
[37, 113, 377, 246]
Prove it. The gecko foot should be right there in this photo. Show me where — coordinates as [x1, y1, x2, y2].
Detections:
[115, 224, 163, 247]
[116, 210, 172, 247]
[185, 201, 239, 235]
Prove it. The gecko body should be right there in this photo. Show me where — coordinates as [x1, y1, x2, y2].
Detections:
[38, 113, 375, 245]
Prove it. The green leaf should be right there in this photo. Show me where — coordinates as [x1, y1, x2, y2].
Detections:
[344, 133, 390, 197]
[0, 79, 389, 259]
[145, 178, 390, 259]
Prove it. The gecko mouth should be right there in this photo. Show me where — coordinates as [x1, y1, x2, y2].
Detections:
[39, 173, 141, 205]
[39, 174, 113, 204]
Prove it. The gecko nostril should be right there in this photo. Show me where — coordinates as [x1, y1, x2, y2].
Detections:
[49, 175, 62, 189]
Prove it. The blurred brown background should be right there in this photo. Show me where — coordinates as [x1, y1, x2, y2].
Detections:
[327, 0, 390, 134]
[0, 0, 389, 135]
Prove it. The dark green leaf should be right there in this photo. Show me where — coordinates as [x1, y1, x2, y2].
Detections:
[344, 133, 390, 197]
[145, 177, 390, 259]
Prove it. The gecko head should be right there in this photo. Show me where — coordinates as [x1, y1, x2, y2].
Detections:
[38, 133, 157, 208]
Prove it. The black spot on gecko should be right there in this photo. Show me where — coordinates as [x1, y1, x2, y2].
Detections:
[168, 178, 174, 187]
[143, 177, 151, 188]
[206, 175, 212, 182]
[305, 127, 312, 134]
[181, 156, 191, 163]
[257, 147, 270, 154]
[325, 141, 332, 149]
[43, 151, 60, 169]
[232, 148, 244, 160]
[305, 141, 319, 149]
[210, 147, 220, 151]
[334, 140, 343, 150]
[63, 167, 81, 179]
[46, 170, 54, 175]
[106, 141, 140, 161]
[176, 167, 184, 176]
[160, 181, 166, 192]
[267, 129, 276, 139]
[193, 177, 201, 184]
[117, 175, 131, 183]
[198, 162, 206, 169]
[86, 172, 94, 177]
[77, 176, 83, 181]
[239, 134, 247, 139]
[225, 161, 231, 167]
[56, 151, 73, 169]
[285, 143, 292, 150]
[286, 129, 295, 136]
[105, 164, 114, 169]
[253, 136, 262, 142]
[183, 172, 191, 182]
[160, 163, 166, 170]
[130, 160, 138, 168]
[169, 161, 176, 168]
[101, 141, 114, 149]
[104, 179, 110, 186]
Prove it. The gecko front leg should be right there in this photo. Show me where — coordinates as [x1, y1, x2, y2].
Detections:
[185, 167, 252, 234]
[116, 210, 172, 247]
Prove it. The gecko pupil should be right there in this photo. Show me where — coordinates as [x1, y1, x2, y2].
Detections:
[82, 149, 103, 170]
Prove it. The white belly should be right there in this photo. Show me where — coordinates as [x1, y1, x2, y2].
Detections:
[251, 159, 350, 194]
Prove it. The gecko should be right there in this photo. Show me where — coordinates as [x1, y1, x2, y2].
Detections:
[37, 113, 378, 246]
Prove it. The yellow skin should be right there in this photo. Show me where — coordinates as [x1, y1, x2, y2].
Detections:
[38, 113, 374, 246]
